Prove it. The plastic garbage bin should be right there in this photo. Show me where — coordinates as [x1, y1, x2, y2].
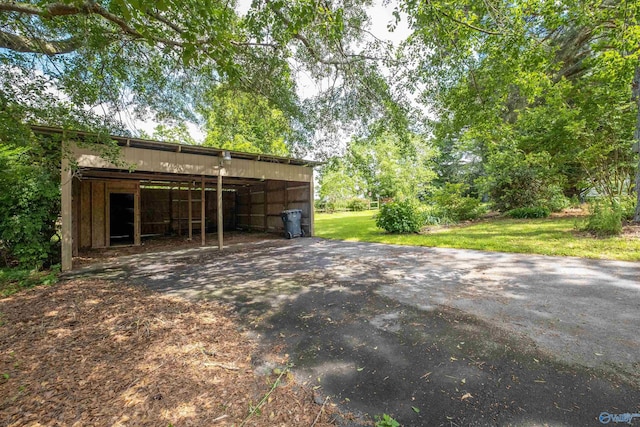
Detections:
[281, 209, 304, 239]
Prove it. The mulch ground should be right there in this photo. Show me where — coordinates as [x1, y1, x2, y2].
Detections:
[73, 232, 280, 268]
[0, 280, 337, 427]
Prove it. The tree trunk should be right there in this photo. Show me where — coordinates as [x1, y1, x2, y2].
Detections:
[634, 64, 640, 223]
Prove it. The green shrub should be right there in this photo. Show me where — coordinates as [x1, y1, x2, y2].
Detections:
[420, 205, 446, 226]
[430, 183, 485, 222]
[544, 185, 570, 212]
[583, 199, 622, 237]
[568, 195, 581, 208]
[619, 195, 636, 221]
[0, 144, 61, 269]
[346, 197, 368, 211]
[507, 206, 551, 219]
[376, 199, 424, 233]
[481, 149, 566, 212]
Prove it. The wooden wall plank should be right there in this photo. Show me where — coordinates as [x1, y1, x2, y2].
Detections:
[72, 178, 80, 256]
[80, 181, 92, 248]
[188, 181, 193, 241]
[73, 146, 312, 183]
[91, 181, 106, 248]
[60, 157, 72, 271]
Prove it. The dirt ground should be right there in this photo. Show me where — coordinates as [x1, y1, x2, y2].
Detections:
[0, 279, 338, 427]
[73, 232, 280, 267]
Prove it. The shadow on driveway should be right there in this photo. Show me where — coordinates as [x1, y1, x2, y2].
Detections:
[68, 238, 640, 426]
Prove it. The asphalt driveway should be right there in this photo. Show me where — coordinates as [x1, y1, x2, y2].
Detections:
[69, 237, 640, 426]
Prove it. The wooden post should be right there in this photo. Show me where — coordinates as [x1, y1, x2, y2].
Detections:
[263, 183, 268, 232]
[309, 178, 315, 237]
[134, 186, 141, 246]
[177, 182, 182, 236]
[188, 180, 193, 241]
[202, 177, 206, 246]
[61, 156, 73, 271]
[72, 179, 79, 256]
[169, 185, 174, 233]
[217, 174, 223, 250]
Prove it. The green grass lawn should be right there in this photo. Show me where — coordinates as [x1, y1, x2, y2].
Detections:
[315, 210, 640, 261]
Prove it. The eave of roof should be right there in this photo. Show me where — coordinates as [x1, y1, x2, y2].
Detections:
[31, 125, 323, 167]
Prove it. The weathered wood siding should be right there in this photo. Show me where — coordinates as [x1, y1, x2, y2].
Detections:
[236, 181, 311, 234]
[140, 187, 235, 236]
[73, 146, 313, 183]
[74, 180, 140, 249]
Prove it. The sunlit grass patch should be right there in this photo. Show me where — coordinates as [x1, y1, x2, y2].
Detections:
[315, 210, 640, 261]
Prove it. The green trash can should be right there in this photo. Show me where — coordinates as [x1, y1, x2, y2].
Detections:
[281, 209, 304, 239]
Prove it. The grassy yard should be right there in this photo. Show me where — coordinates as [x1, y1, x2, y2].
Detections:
[315, 210, 640, 261]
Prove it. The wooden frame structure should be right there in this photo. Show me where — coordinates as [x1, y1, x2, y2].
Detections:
[42, 127, 319, 271]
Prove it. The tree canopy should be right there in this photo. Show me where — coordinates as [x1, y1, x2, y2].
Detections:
[202, 86, 294, 156]
[399, 0, 640, 219]
[0, 0, 408, 143]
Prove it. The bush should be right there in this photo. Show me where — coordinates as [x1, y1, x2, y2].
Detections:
[430, 183, 485, 222]
[507, 206, 551, 219]
[481, 149, 566, 212]
[376, 199, 424, 233]
[619, 195, 636, 221]
[346, 197, 368, 211]
[0, 144, 61, 269]
[568, 195, 581, 208]
[544, 185, 570, 212]
[420, 205, 450, 226]
[324, 201, 337, 213]
[582, 199, 623, 237]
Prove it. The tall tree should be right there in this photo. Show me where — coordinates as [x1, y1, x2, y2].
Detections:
[202, 86, 296, 156]
[399, 0, 640, 218]
[347, 132, 436, 200]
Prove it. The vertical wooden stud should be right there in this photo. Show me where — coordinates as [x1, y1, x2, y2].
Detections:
[217, 175, 223, 250]
[72, 178, 79, 256]
[177, 182, 182, 236]
[61, 156, 73, 271]
[134, 184, 141, 246]
[309, 178, 315, 237]
[202, 177, 207, 246]
[263, 183, 268, 232]
[188, 180, 193, 241]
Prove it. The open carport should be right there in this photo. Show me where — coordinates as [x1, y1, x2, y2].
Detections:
[39, 126, 320, 271]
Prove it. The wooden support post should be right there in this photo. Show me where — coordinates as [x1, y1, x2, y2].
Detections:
[169, 185, 174, 233]
[61, 156, 73, 271]
[202, 177, 206, 246]
[309, 179, 315, 237]
[177, 183, 182, 236]
[263, 183, 268, 232]
[217, 174, 223, 250]
[284, 181, 288, 209]
[72, 179, 79, 256]
[134, 187, 141, 246]
[188, 180, 193, 241]
[248, 186, 253, 231]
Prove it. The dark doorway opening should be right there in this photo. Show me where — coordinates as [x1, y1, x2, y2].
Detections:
[110, 193, 134, 246]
